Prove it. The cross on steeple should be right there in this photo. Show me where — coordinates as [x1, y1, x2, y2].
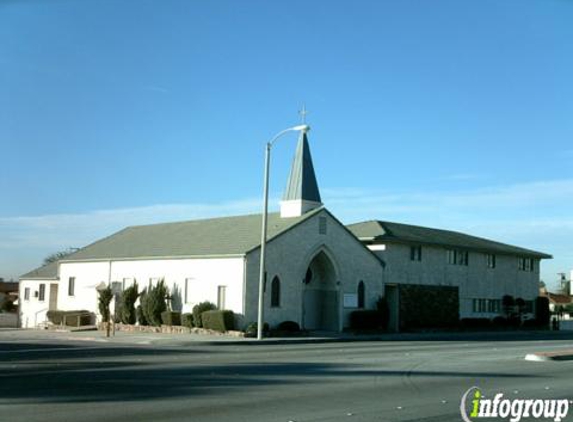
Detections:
[299, 104, 308, 124]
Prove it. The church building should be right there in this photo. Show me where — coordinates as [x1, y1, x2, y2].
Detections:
[19, 129, 551, 332]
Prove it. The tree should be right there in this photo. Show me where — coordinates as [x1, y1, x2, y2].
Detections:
[43, 249, 77, 266]
[98, 286, 113, 337]
[0, 297, 15, 312]
[502, 295, 515, 318]
[119, 281, 139, 324]
[136, 288, 149, 326]
[143, 280, 168, 327]
[535, 296, 550, 327]
[515, 297, 526, 317]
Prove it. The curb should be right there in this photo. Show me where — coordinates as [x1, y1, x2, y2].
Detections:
[525, 350, 573, 362]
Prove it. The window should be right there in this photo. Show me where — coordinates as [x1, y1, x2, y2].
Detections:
[68, 277, 75, 296]
[473, 298, 501, 314]
[472, 298, 487, 313]
[486, 254, 496, 269]
[357, 281, 365, 309]
[410, 245, 422, 261]
[24, 288, 30, 301]
[217, 286, 226, 310]
[518, 257, 534, 272]
[447, 249, 469, 266]
[319, 217, 327, 235]
[39, 284, 46, 301]
[184, 278, 194, 304]
[111, 281, 122, 295]
[122, 278, 133, 290]
[271, 276, 281, 308]
[148, 277, 161, 290]
[487, 299, 501, 313]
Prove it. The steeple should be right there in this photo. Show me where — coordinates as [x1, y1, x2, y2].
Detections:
[280, 130, 323, 218]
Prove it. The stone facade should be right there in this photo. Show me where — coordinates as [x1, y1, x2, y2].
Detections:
[244, 209, 384, 331]
[371, 242, 540, 320]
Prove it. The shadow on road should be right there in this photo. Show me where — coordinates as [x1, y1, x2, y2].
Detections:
[0, 341, 541, 404]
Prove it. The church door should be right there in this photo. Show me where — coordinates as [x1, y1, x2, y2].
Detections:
[302, 251, 339, 331]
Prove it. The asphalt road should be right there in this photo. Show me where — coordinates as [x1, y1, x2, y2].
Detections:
[1, 331, 573, 422]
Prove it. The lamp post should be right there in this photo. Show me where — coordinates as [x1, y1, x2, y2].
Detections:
[257, 124, 310, 340]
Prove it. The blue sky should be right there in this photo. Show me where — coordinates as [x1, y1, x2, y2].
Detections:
[1, 0, 572, 288]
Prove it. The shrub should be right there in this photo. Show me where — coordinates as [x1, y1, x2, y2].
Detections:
[161, 311, 181, 326]
[192, 301, 217, 328]
[47, 310, 92, 326]
[507, 315, 521, 328]
[350, 310, 382, 330]
[535, 296, 550, 327]
[201, 310, 234, 332]
[523, 319, 542, 329]
[276, 320, 300, 332]
[492, 316, 508, 327]
[502, 295, 515, 317]
[181, 313, 194, 328]
[137, 288, 148, 326]
[143, 280, 168, 327]
[515, 297, 526, 315]
[98, 286, 113, 324]
[47, 310, 64, 325]
[244, 321, 270, 337]
[460, 318, 491, 329]
[376, 296, 390, 330]
[119, 282, 139, 325]
[0, 298, 15, 312]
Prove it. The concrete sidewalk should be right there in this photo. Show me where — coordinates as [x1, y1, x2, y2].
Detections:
[3, 327, 573, 348]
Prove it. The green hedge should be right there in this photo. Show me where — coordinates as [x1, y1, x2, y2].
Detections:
[460, 318, 492, 330]
[201, 310, 234, 332]
[192, 301, 217, 327]
[161, 311, 181, 326]
[276, 320, 300, 332]
[536, 296, 550, 326]
[181, 313, 194, 328]
[349, 310, 383, 330]
[244, 322, 270, 338]
[47, 310, 92, 327]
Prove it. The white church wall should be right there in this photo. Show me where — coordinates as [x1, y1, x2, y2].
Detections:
[372, 243, 540, 319]
[108, 257, 245, 316]
[19, 257, 246, 327]
[19, 279, 54, 328]
[244, 209, 384, 331]
[58, 262, 110, 316]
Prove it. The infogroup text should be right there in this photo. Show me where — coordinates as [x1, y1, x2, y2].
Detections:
[460, 387, 570, 422]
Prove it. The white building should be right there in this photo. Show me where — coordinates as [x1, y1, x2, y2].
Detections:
[19, 130, 552, 331]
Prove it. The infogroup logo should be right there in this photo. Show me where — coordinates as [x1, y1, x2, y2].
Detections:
[460, 387, 570, 422]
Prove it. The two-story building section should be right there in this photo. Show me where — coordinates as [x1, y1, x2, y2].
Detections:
[347, 220, 552, 331]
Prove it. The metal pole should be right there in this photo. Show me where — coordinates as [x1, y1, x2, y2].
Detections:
[255, 124, 309, 341]
[257, 143, 271, 340]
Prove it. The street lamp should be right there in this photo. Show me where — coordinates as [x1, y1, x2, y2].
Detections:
[257, 124, 310, 340]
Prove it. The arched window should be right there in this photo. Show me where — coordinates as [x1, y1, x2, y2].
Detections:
[357, 281, 365, 309]
[271, 276, 281, 308]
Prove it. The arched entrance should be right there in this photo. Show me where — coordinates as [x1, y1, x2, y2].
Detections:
[302, 250, 339, 331]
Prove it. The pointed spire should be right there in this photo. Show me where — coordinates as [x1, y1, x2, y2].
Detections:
[280, 130, 322, 218]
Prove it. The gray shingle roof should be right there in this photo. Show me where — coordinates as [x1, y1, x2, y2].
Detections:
[283, 131, 322, 203]
[20, 261, 59, 280]
[347, 220, 552, 259]
[57, 208, 323, 262]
